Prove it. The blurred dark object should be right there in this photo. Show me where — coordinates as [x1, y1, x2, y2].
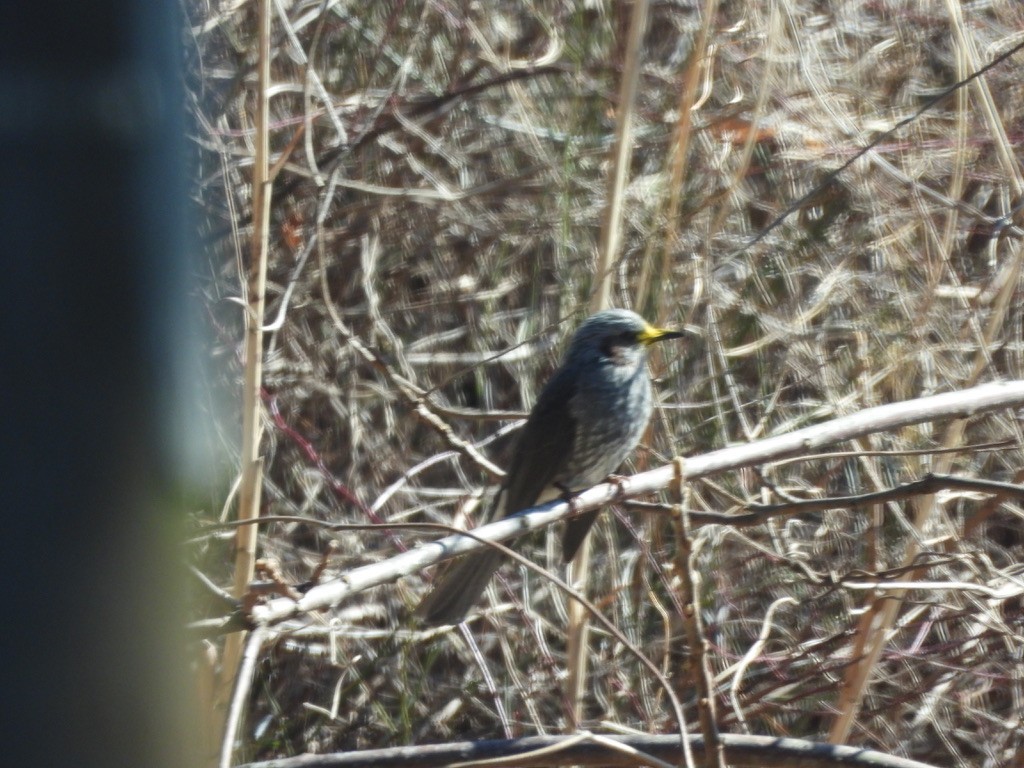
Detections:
[0, 3, 194, 767]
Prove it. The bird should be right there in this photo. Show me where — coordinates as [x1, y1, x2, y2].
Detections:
[416, 308, 684, 625]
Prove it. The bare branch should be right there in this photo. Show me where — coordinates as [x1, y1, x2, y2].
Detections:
[233, 733, 943, 768]
[222, 380, 1024, 630]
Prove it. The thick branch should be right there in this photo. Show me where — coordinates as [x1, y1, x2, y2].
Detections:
[230, 380, 1024, 630]
[234, 733, 940, 768]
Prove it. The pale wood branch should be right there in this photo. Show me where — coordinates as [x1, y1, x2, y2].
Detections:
[233, 732, 941, 768]
[231, 380, 1024, 630]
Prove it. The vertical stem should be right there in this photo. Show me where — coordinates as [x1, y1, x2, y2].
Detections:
[592, 0, 649, 313]
[671, 458, 724, 768]
[569, 0, 650, 725]
[216, 0, 272, 753]
[634, 0, 717, 315]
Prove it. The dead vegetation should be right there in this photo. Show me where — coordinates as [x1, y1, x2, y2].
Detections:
[185, 1, 1024, 765]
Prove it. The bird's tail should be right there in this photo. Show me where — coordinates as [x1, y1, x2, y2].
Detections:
[562, 509, 598, 563]
[416, 488, 509, 625]
[415, 548, 505, 625]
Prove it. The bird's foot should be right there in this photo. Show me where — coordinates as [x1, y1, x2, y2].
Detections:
[554, 480, 577, 503]
[552, 482, 586, 521]
[604, 473, 630, 499]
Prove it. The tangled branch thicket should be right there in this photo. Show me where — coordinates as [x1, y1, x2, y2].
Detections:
[185, 1, 1024, 765]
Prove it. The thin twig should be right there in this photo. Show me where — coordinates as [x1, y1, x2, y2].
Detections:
[670, 458, 720, 768]
[732, 35, 1024, 258]
[218, 624, 267, 768]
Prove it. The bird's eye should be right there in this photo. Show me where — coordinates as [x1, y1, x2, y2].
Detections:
[600, 330, 638, 360]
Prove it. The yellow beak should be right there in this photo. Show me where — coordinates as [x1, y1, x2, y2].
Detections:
[637, 323, 685, 346]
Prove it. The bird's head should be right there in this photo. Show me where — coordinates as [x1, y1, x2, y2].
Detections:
[566, 309, 684, 368]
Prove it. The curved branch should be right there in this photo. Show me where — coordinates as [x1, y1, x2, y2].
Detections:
[234, 732, 941, 768]
[203, 380, 1024, 633]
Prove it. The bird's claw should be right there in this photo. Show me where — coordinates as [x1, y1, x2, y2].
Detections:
[554, 482, 582, 518]
[604, 473, 629, 499]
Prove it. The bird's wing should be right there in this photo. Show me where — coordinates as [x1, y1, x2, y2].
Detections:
[417, 371, 576, 625]
[500, 366, 577, 517]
